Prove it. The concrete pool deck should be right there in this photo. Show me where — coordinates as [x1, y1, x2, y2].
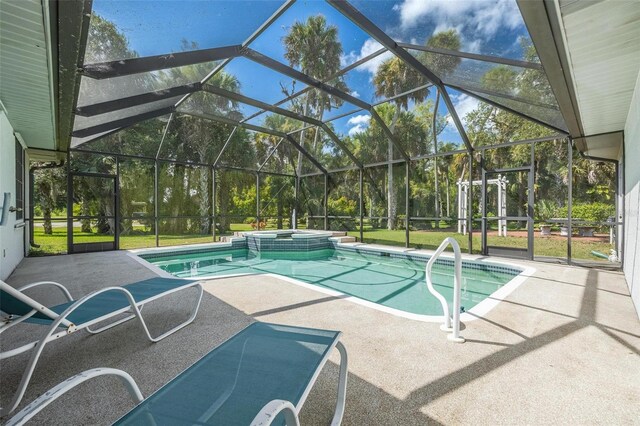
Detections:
[1, 250, 639, 424]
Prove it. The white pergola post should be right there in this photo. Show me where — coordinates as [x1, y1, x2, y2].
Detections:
[457, 178, 508, 237]
[457, 180, 462, 234]
[501, 176, 508, 237]
[497, 175, 502, 236]
[457, 180, 468, 235]
[462, 183, 467, 235]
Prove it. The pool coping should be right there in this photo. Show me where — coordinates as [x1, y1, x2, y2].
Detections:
[127, 241, 536, 323]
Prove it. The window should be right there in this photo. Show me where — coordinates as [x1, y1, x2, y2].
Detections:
[15, 138, 24, 221]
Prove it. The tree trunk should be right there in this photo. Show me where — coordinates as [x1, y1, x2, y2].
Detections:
[217, 173, 230, 233]
[106, 204, 115, 235]
[277, 195, 283, 229]
[197, 150, 211, 234]
[38, 181, 55, 235]
[43, 208, 53, 235]
[81, 198, 91, 233]
[387, 107, 400, 230]
[296, 96, 312, 177]
[311, 105, 324, 154]
[184, 167, 192, 234]
[433, 125, 440, 219]
[121, 218, 132, 236]
[445, 172, 451, 218]
[96, 196, 115, 235]
[434, 157, 440, 222]
[168, 167, 181, 233]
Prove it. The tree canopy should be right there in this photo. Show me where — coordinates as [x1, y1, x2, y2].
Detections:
[31, 13, 615, 251]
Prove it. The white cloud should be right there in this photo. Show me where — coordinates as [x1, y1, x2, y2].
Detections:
[450, 93, 480, 126]
[340, 38, 393, 76]
[433, 22, 462, 36]
[472, 1, 522, 37]
[346, 114, 371, 136]
[347, 114, 371, 126]
[348, 124, 368, 136]
[350, 90, 360, 98]
[395, 0, 522, 38]
[464, 39, 482, 54]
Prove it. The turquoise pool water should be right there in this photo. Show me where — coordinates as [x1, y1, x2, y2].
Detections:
[141, 248, 520, 316]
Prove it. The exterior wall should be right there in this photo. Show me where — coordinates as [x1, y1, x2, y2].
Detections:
[0, 110, 26, 280]
[623, 71, 640, 319]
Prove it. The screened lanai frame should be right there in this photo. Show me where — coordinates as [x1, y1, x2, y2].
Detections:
[56, 0, 623, 265]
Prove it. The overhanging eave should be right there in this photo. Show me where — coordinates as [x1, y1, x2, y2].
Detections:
[517, 0, 583, 139]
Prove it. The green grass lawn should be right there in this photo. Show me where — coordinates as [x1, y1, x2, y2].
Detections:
[30, 223, 254, 255]
[347, 228, 613, 261]
[31, 222, 613, 262]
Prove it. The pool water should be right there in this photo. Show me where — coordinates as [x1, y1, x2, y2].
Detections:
[142, 248, 521, 317]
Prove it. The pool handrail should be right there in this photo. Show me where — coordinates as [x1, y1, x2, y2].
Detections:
[425, 237, 465, 343]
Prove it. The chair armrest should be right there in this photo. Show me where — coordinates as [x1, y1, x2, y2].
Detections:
[17, 281, 73, 302]
[6, 368, 143, 426]
[250, 399, 300, 426]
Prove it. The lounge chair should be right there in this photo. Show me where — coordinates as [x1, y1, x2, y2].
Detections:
[0, 277, 203, 414]
[6, 322, 348, 426]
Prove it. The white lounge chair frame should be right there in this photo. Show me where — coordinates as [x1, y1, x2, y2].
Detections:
[6, 332, 348, 426]
[251, 340, 348, 426]
[0, 279, 203, 415]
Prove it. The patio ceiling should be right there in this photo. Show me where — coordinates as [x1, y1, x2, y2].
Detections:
[0, 0, 57, 150]
[63, 0, 570, 173]
[518, 0, 640, 160]
[558, 0, 640, 138]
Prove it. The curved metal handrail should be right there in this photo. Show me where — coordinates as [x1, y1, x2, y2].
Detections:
[425, 237, 465, 343]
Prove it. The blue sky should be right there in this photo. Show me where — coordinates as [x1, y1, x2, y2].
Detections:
[91, 0, 535, 144]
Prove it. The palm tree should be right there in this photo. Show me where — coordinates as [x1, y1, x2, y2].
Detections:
[437, 142, 460, 218]
[81, 14, 149, 120]
[282, 14, 349, 230]
[283, 15, 347, 175]
[33, 167, 67, 235]
[72, 15, 142, 238]
[159, 59, 247, 234]
[374, 58, 428, 230]
[417, 29, 462, 79]
[419, 30, 462, 222]
[372, 30, 462, 230]
[260, 114, 300, 227]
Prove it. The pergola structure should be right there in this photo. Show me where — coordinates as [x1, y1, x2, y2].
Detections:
[48, 0, 592, 259]
[457, 176, 508, 236]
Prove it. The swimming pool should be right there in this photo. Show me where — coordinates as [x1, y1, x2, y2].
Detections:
[135, 244, 531, 321]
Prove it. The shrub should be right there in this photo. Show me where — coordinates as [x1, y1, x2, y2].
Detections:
[327, 196, 357, 216]
[558, 202, 615, 223]
[535, 199, 559, 221]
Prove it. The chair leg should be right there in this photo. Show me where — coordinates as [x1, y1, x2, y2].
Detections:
[85, 314, 137, 334]
[132, 284, 204, 343]
[0, 284, 203, 415]
[331, 341, 348, 426]
[85, 306, 145, 334]
[0, 323, 64, 415]
[1, 286, 135, 415]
